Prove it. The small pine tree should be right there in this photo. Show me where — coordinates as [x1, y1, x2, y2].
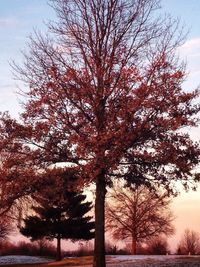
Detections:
[20, 170, 94, 260]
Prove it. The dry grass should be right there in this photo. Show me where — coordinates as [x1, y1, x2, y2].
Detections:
[47, 256, 93, 266]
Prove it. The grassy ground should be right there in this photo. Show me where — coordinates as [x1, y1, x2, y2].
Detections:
[1, 256, 200, 267]
[47, 256, 93, 266]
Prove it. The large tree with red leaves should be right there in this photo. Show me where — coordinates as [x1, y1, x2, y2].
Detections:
[0, 1, 200, 267]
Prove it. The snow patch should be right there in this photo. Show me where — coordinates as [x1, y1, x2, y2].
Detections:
[112, 255, 177, 261]
[110, 255, 193, 262]
[0, 255, 52, 265]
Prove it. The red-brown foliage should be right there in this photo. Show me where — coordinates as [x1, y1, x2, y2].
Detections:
[0, 1, 200, 267]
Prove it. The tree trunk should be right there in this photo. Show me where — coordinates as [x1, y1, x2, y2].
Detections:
[56, 236, 61, 261]
[131, 237, 137, 255]
[93, 174, 106, 267]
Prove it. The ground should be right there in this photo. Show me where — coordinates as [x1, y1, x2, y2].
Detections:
[1, 255, 200, 266]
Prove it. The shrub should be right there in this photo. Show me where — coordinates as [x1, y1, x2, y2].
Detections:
[0, 240, 57, 258]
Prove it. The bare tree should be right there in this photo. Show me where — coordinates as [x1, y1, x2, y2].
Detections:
[106, 185, 174, 254]
[178, 229, 200, 255]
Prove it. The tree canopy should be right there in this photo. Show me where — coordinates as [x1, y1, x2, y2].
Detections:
[0, 0, 199, 266]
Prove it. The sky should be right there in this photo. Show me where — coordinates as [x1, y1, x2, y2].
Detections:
[0, 0, 200, 252]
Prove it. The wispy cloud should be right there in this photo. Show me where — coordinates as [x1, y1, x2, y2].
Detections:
[179, 38, 200, 62]
[180, 38, 200, 54]
[0, 17, 19, 28]
[178, 38, 200, 89]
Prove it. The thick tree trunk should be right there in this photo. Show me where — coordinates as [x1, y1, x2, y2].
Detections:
[131, 237, 137, 255]
[56, 236, 61, 261]
[93, 174, 106, 267]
